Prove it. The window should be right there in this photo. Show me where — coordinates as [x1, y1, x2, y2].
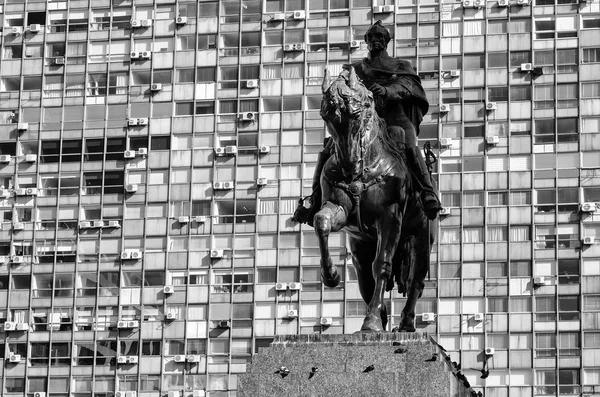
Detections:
[488, 52, 507, 68]
[463, 192, 484, 207]
[511, 86, 531, 101]
[583, 47, 600, 63]
[488, 226, 508, 242]
[510, 51, 531, 67]
[535, 334, 556, 358]
[558, 296, 579, 321]
[510, 191, 531, 206]
[557, 84, 578, 108]
[488, 87, 508, 102]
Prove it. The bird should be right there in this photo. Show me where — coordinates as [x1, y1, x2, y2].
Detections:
[480, 369, 490, 379]
[309, 366, 318, 379]
[394, 345, 408, 354]
[477, 391, 483, 397]
[452, 361, 461, 370]
[274, 366, 290, 378]
[425, 353, 438, 362]
[392, 341, 404, 346]
[363, 365, 375, 373]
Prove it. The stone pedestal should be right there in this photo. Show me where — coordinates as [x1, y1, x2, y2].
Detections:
[238, 333, 474, 397]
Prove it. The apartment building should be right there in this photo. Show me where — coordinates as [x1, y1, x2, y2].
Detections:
[0, 0, 599, 396]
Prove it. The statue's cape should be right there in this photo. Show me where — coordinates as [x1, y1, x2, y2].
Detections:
[352, 56, 429, 135]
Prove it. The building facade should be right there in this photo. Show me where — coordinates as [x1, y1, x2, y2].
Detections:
[1, 0, 600, 396]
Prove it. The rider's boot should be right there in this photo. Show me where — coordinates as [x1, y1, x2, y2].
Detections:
[292, 139, 333, 227]
[407, 146, 443, 220]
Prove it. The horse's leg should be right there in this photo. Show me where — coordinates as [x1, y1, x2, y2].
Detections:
[348, 239, 378, 325]
[314, 201, 347, 287]
[399, 228, 430, 332]
[361, 204, 402, 332]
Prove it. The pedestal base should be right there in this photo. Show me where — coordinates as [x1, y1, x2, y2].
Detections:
[238, 333, 474, 397]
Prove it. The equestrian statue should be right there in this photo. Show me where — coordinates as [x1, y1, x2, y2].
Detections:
[293, 21, 441, 332]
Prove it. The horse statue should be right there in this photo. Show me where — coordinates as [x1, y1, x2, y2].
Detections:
[315, 65, 436, 332]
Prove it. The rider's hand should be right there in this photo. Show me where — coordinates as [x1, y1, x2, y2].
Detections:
[370, 84, 387, 98]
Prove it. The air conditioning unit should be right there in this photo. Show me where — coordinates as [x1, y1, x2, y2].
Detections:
[194, 216, 207, 223]
[125, 184, 138, 193]
[474, 0, 484, 6]
[15, 188, 27, 196]
[284, 43, 305, 52]
[244, 80, 259, 88]
[583, 236, 595, 245]
[259, 145, 271, 154]
[211, 249, 224, 259]
[517, 0, 531, 4]
[9, 354, 21, 363]
[580, 202, 598, 213]
[486, 102, 497, 110]
[439, 104, 451, 113]
[141, 51, 151, 59]
[130, 19, 141, 28]
[533, 276, 546, 286]
[174, 355, 186, 363]
[127, 320, 140, 328]
[486, 136, 500, 145]
[521, 63, 533, 71]
[11, 256, 25, 263]
[26, 188, 38, 196]
[0, 155, 12, 162]
[130, 52, 140, 59]
[217, 320, 230, 328]
[238, 112, 256, 121]
[178, 216, 190, 223]
[53, 57, 65, 65]
[120, 252, 131, 260]
[16, 322, 29, 330]
[141, 20, 153, 27]
[320, 317, 332, 326]
[439, 207, 451, 216]
[164, 285, 175, 294]
[115, 392, 125, 397]
[13, 222, 25, 230]
[450, 70, 461, 77]
[128, 356, 138, 364]
[130, 251, 143, 259]
[498, 0, 509, 6]
[272, 13, 287, 21]
[137, 148, 148, 155]
[128, 118, 139, 126]
[276, 282, 288, 291]
[213, 181, 224, 190]
[107, 220, 121, 228]
[223, 181, 235, 190]
[29, 24, 41, 32]
[117, 356, 128, 364]
[214, 147, 226, 156]
[11, 26, 23, 35]
[289, 282, 302, 291]
[293, 10, 306, 19]
[24, 154, 37, 162]
[485, 347, 495, 356]
[79, 221, 92, 229]
[288, 310, 299, 318]
[176, 16, 188, 24]
[257, 178, 268, 186]
[0, 188, 10, 197]
[439, 138, 453, 148]
[124, 150, 136, 159]
[165, 312, 178, 320]
[117, 321, 128, 328]
[4, 322, 16, 331]
[125, 392, 137, 397]
[17, 122, 29, 131]
[350, 40, 361, 48]
[187, 355, 201, 362]
[463, 0, 473, 7]
[137, 118, 149, 125]
[473, 313, 485, 322]
[422, 313, 436, 322]
[225, 145, 238, 155]
[92, 220, 105, 228]
[374, 5, 395, 12]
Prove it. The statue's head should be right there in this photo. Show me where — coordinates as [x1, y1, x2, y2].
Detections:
[364, 20, 391, 52]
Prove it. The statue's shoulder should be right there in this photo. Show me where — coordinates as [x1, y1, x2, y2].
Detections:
[388, 58, 417, 75]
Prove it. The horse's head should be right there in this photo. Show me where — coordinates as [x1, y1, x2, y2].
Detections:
[320, 65, 374, 133]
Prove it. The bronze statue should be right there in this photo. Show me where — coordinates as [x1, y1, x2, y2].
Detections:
[293, 21, 439, 332]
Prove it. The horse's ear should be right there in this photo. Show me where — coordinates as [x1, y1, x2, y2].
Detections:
[322, 68, 332, 93]
[348, 66, 358, 90]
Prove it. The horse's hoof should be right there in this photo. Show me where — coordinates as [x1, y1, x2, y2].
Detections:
[398, 319, 416, 333]
[321, 267, 341, 288]
[361, 314, 383, 332]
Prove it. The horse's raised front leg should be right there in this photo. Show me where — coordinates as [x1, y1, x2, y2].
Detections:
[314, 201, 347, 288]
[361, 204, 402, 332]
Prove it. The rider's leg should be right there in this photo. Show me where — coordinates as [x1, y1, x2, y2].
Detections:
[394, 118, 442, 220]
[292, 138, 333, 226]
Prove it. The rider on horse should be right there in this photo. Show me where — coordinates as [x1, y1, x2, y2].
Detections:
[294, 20, 443, 226]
